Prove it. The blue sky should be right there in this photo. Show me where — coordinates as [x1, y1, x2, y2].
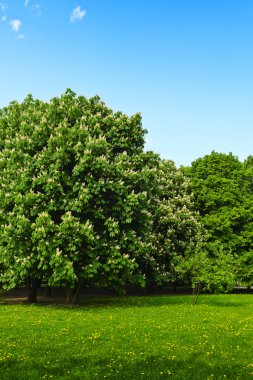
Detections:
[0, 1, 253, 166]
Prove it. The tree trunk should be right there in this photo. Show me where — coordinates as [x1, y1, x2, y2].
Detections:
[71, 279, 84, 305]
[26, 278, 38, 303]
[65, 284, 74, 304]
[192, 283, 201, 305]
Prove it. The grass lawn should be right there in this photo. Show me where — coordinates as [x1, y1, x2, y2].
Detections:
[0, 294, 252, 379]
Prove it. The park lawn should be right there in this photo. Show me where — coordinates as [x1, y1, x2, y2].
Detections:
[0, 294, 252, 380]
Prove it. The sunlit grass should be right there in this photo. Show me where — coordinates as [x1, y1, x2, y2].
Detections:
[0, 294, 252, 379]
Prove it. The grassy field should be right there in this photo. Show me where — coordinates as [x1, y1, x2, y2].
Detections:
[0, 294, 252, 379]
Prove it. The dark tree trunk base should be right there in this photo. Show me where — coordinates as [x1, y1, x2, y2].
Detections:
[26, 278, 39, 303]
[65, 281, 84, 305]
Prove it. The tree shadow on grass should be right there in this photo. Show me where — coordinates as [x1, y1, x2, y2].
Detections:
[0, 292, 193, 309]
[0, 291, 250, 310]
[78, 294, 250, 309]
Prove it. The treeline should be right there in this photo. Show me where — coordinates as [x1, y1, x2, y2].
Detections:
[0, 90, 252, 303]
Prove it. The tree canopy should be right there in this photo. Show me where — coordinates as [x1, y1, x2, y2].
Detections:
[183, 151, 253, 289]
[0, 90, 202, 302]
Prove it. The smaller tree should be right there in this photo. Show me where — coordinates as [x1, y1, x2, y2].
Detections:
[176, 245, 235, 303]
[183, 151, 253, 289]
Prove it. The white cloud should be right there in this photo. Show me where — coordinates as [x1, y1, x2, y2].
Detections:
[24, 0, 29, 6]
[18, 34, 25, 39]
[10, 19, 22, 32]
[1, 15, 7, 21]
[70, 6, 86, 22]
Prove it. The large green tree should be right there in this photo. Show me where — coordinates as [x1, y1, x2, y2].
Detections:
[0, 90, 202, 303]
[0, 90, 150, 302]
[183, 151, 253, 289]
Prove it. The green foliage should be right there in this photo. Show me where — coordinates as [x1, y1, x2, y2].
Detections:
[183, 151, 253, 288]
[142, 159, 203, 287]
[0, 90, 201, 295]
[0, 90, 148, 291]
